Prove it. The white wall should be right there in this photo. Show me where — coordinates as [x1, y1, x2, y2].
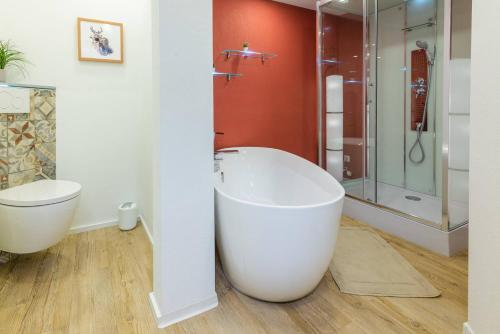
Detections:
[149, 0, 217, 328]
[0, 0, 154, 232]
[467, 1, 500, 333]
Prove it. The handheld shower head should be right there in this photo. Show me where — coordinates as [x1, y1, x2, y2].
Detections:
[416, 40, 428, 50]
[416, 40, 434, 65]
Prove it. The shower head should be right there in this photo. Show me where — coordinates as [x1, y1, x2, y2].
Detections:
[416, 40, 428, 50]
[416, 40, 434, 65]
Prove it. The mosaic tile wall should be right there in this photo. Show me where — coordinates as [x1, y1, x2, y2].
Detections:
[0, 89, 56, 190]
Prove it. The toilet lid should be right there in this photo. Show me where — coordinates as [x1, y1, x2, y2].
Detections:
[0, 180, 82, 207]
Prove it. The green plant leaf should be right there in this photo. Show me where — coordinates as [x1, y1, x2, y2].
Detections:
[0, 40, 29, 77]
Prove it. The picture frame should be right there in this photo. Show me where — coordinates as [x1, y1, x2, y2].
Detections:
[77, 17, 123, 63]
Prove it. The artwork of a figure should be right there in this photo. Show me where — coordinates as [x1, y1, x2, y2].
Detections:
[78, 18, 123, 63]
[90, 26, 114, 56]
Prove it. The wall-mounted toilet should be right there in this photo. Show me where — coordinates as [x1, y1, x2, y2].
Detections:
[0, 180, 81, 254]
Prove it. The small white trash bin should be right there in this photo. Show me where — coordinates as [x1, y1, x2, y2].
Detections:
[118, 202, 138, 231]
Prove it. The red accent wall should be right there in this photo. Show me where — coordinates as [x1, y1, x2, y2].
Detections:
[411, 49, 428, 131]
[213, 0, 317, 162]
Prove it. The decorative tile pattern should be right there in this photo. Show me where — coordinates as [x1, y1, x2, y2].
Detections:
[30, 89, 56, 121]
[9, 147, 37, 173]
[0, 122, 8, 187]
[1, 88, 56, 190]
[0, 153, 7, 175]
[37, 162, 56, 180]
[8, 121, 35, 147]
[35, 121, 56, 143]
[0, 122, 7, 140]
[0, 147, 7, 189]
[35, 142, 56, 168]
[8, 169, 37, 188]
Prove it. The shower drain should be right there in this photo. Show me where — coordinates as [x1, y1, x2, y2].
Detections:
[405, 195, 422, 201]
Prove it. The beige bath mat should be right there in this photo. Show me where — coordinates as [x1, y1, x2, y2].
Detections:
[330, 227, 440, 298]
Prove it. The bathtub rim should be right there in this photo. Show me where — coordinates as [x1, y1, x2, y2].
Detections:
[214, 146, 345, 210]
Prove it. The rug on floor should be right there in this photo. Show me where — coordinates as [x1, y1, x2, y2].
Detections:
[330, 227, 441, 298]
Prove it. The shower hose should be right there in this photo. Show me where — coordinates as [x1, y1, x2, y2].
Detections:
[409, 61, 434, 165]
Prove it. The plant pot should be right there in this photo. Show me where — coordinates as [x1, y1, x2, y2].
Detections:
[0, 69, 5, 82]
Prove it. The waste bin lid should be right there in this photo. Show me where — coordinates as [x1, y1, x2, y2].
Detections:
[120, 202, 136, 209]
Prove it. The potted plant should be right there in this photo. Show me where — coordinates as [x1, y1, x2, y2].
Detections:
[0, 40, 28, 82]
[242, 42, 249, 53]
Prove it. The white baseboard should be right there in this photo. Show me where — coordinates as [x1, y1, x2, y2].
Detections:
[69, 219, 118, 234]
[69, 216, 154, 247]
[148, 292, 218, 329]
[139, 215, 154, 246]
[463, 322, 474, 334]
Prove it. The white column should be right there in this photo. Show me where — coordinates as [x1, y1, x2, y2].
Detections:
[149, 0, 217, 328]
[467, 1, 500, 333]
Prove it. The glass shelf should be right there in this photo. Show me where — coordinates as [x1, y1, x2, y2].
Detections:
[222, 50, 277, 63]
[213, 71, 242, 81]
[322, 58, 340, 65]
[0, 82, 56, 90]
[344, 80, 362, 85]
[402, 21, 436, 32]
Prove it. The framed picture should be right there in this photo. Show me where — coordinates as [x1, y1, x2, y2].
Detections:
[77, 18, 123, 63]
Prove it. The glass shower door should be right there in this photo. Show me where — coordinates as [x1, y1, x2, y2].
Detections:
[374, 0, 442, 225]
[320, 0, 378, 203]
[365, 0, 378, 202]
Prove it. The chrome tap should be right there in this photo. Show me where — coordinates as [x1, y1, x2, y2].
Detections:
[214, 153, 223, 173]
[215, 149, 240, 154]
[413, 77, 427, 97]
[214, 131, 224, 173]
[214, 149, 239, 185]
[214, 149, 239, 173]
[213, 131, 239, 179]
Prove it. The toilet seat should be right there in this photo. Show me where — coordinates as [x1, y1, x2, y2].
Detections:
[0, 180, 82, 207]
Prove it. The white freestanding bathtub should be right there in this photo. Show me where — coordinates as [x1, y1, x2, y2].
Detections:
[214, 147, 345, 302]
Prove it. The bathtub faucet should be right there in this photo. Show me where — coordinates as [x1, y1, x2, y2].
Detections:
[214, 155, 223, 173]
[215, 149, 239, 154]
[214, 149, 239, 174]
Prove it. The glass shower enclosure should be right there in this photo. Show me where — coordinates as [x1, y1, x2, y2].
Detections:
[317, 0, 470, 231]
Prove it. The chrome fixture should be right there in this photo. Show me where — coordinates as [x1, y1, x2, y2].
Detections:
[222, 49, 277, 64]
[214, 149, 239, 175]
[416, 40, 435, 65]
[214, 154, 223, 173]
[215, 149, 240, 154]
[213, 70, 242, 81]
[415, 40, 428, 50]
[413, 77, 427, 97]
[409, 40, 436, 165]
[402, 19, 436, 32]
[322, 58, 340, 64]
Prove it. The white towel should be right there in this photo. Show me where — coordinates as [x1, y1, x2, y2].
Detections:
[326, 113, 343, 151]
[326, 75, 343, 113]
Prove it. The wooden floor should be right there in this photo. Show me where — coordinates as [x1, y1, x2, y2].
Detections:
[0, 217, 467, 334]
